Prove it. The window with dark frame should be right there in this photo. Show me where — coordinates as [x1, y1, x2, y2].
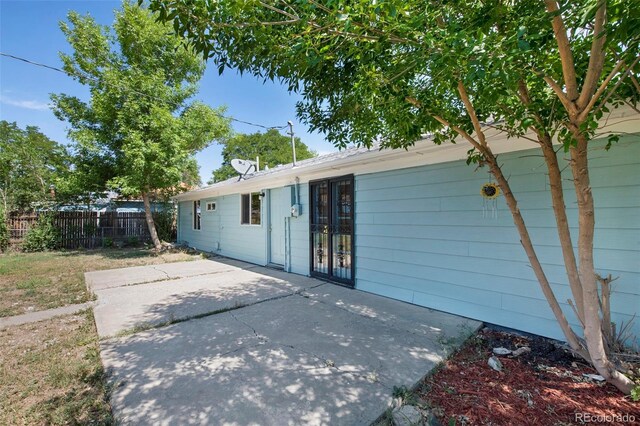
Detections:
[193, 200, 201, 230]
[241, 193, 261, 225]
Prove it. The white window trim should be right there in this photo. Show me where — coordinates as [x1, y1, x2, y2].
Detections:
[240, 192, 262, 226]
[206, 201, 217, 212]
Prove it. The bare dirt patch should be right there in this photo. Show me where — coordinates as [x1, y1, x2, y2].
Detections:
[0, 310, 112, 425]
[419, 328, 639, 425]
[0, 248, 199, 317]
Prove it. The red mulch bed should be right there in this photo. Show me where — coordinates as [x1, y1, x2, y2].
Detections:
[419, 328, 640, 425]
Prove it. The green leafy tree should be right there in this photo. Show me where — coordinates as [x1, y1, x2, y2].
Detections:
[51, 2, 230, 249]
[0, 207, 9, 252]
[209, 129, 316, 183]
[151, 0, 639, 392]
[0, 121, 72, 212]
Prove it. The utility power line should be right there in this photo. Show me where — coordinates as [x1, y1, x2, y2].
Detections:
[0, 52, 289, 131]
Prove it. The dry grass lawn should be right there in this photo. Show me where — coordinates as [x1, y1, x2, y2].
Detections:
[0, 247, 203, 424]
[0, 248, 199, 317]
[0, 310, 112, 425]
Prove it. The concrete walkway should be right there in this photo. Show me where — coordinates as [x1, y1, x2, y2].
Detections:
[0, 301, 95, 329]
[89, 258, 480, 425]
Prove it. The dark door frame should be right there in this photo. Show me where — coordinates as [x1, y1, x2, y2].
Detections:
[309, 174, 355, 287]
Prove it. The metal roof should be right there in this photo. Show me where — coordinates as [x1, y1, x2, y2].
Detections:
[174, 106, 638, 201]
[188, 143, 381, 193]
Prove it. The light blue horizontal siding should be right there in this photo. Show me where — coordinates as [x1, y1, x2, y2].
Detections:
[179, 194, 267, 265]
[178, 200, 217, 251]
[178, 184, 310, 274]
[354, 137, 640, 341]
[287, 183, 310, 275]
[215, 194, 266, 265]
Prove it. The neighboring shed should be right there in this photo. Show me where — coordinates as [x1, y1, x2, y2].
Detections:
[174, 109, 639, 341]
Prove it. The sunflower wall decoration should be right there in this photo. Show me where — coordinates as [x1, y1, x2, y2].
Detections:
[481, 182, 500, 218]
[481, 183, 500, 199]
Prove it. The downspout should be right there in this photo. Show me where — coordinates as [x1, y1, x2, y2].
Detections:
[289, 177, 301, 273]
[218, 206, 222, 252]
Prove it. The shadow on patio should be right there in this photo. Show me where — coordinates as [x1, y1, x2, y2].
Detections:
[94, 258, 480, 424]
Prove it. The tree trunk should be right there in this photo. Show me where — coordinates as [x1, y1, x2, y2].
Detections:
[481, 148, 587, 357]
[142, 191, 162, 250]
[0, 188, 7, 213]
[539, 138, 585, 324]
[569, 133, 634, 393]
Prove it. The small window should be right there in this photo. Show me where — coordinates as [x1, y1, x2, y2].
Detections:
[241, 193, 261, 225]
[193, 200, 201, 230]
[206, 202, 217, 212]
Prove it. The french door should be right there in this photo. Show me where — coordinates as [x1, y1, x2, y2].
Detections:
[309, 175, 354, 287]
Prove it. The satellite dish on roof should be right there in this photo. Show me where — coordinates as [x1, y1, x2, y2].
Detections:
[230, 159, 257, 179]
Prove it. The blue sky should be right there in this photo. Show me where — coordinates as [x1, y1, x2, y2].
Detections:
[0, 0, 336, 182]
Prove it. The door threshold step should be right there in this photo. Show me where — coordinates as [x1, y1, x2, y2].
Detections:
[266, 263, 285, 270]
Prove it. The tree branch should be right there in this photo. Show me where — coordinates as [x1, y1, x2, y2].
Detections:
[485, 122, 541, 144]
[623, 99, 640, 115]
[457, 81, 488, 147]
[577, 1, 607, 110]
[259, 0, 414, 45]
[539, 73, 579, 117]
[305, 0, 418, 45]
[630, 73, 640, 95]
[545, 1, 579, 101]
[580, 56, 640, 122]
[259, 1, 298, 20]
[431, 114, 484, 152]
[517, 79, 548, 133]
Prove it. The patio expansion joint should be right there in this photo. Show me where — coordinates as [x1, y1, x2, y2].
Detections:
[98, 267, 241, 291]
[104, 282, 329, 339]
[223, 282, 327, 342]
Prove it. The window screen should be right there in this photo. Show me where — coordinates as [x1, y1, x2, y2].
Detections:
[241, 193, 261, 225]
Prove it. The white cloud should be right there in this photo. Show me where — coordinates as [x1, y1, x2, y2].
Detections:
[0, 94, 50, 111]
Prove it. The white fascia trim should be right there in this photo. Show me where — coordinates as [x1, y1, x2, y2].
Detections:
[174, 107, 638, 202]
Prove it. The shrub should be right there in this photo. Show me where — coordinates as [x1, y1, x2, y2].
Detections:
[22, 213, 61, 252]
[0, 209, 9, 252]
[153, 207, 176, 242]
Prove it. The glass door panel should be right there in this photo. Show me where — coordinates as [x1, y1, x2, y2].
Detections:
[310, 181, 329, 275]
[331, 179, 353, 281]
[310, 176, 354, 286]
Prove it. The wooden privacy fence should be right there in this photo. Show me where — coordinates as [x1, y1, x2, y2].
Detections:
[7, 211, 169, 249]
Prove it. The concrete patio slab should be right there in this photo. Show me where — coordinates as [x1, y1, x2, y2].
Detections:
[300, 284, 475, 341]
[92, 258, 481, 425]
[102, 315, 389, 425]
[229, 294, 464, 386]
[86, 259, 241, 291]
[92, 266, 321, 338]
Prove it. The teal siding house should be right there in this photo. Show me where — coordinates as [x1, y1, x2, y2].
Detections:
[174, 110, 639, 342]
